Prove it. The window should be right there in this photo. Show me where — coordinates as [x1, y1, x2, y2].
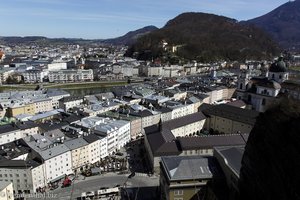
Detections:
[248, 95, 252, 102]
[174, 198, 183, 200]
[262, 98, 266, 106]
[174, 190, 183, 196]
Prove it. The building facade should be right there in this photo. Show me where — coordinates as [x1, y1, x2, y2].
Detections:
[48, 69, 93, 83]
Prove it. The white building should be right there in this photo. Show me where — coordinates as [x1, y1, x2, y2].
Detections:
[59, 96, 83, 112]
[164, 112, 206, 137]
[24, 134, 73, 184]
[47, 62, 67, 71]
[0, 68, 14, 84]
[160, 102, 195, 122]
[94, 119, 130, 155]
[73, 117, 130, 157]
[48, 69, 93, 83]
[0, 123, 39, 146]
[0, 182, 14, 200]
[23, 69, 47, 83]
[0, 160, 45, 195]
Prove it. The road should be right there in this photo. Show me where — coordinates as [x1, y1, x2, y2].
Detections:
[27, 173, 159, 200]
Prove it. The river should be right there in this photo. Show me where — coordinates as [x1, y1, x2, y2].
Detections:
[64, 87, 113, 96]
[0, 86, 114, 96]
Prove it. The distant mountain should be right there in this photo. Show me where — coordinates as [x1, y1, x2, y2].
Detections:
[0, 26, 158, 46]
[126, 12, 280, 62]
[0, 36, 94, 46]
[245, 0, 300, 51]
[102, 26, 158, 46]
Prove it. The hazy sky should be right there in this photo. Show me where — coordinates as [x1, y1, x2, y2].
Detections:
[0, 0, 288, 39]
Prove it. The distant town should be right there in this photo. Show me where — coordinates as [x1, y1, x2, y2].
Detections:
[0, 38, 299, 200]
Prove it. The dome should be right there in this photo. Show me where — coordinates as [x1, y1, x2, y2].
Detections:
[269, 57, 287, 72]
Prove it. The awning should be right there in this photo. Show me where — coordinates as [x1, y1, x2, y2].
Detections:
[50, 174, 66, 183]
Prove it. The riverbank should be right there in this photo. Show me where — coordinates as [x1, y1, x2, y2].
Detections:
[0, 81, 128, 92]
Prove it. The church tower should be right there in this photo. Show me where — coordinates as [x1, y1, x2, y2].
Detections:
[268, 57, 289, 83]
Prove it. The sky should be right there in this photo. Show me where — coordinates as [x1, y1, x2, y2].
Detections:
[0, 0, 289, 39]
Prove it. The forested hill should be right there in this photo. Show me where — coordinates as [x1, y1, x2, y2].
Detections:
[125, 12, 280, 62]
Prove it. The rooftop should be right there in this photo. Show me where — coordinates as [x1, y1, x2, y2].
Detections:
[163, 112, 206, 130]
[214, 146, 245, 178]
[161, 156, 221, 181]
[64, 138, 88, 150]
[178, 134, 248, 150]
[59, 96, 83, 103]
[202, 104, 259, 125]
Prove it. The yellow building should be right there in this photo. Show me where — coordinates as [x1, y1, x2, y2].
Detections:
[202, 104, 259, 135]
[160, 156, 222, 200]
[7, 103, 35, 117]
[64, 138, 89, 172]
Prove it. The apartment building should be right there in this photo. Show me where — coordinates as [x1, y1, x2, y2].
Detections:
[23, 69, 47, 83]
[0, 122, 39, 145]
[48, 69, 93, 83]
[46, 89, 70, 109]
[64, 138, 89, 172]
[71, 116, 130, 157]
[32, 98, 53, 114]
[0, 68, 14, 84]
[94, 119, 130, 155]
[0, 160, 45, 194]
[0, 182, 14, 200]
[24, 134, 73, 184]
[83, 134, 101, 165]
[59, 96, 83, 112]
[7, 103, 35, 118]
[160, 156, 222, 200]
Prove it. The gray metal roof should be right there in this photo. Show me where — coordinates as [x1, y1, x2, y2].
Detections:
[163, 112, 206, 130]
[214, 146, 245, 178]
[24, 135, 70, 160]
[145, 128, 179, 157]
[0, 124, 19, 134]
[64, 138, 88, 150]
[83, 134, 99, 144]
[0, 159, 41, 169]
[161, 156, 220, 181]
[202, 104, 259, 125]
[178, 134, 248, 150]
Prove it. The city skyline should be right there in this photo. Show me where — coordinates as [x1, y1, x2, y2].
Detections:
[0, 0, 288, 39]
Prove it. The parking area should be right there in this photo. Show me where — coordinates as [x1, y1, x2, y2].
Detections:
[125, 137, 151, 174]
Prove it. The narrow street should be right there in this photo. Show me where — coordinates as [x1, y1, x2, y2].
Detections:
[27, 173, 159, 200]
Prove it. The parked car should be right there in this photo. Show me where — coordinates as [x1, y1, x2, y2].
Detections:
[62, 177, 72, 188]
